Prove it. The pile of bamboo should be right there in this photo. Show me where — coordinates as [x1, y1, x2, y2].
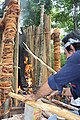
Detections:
[9, 92, 80, 120]
[2, 114, 24, 120]
[0, 0, 20, 79]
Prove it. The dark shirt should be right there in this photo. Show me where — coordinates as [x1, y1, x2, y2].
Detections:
[48, 50, 80, 99]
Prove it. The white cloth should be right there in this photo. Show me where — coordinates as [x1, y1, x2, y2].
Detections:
[70, 97, 80, 106]
[24, 104, 34, 120]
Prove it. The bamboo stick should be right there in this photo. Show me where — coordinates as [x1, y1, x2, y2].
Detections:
[13, 0, 20, 107]
[51, 99, 79, 111]
[23, 42, 57, 73]
[9, 92, 80, 120]
[41, 98, 79, 111]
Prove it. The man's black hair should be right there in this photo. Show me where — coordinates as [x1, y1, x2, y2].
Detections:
[62, 31, 80, 51]
[62, 31, 80, 44]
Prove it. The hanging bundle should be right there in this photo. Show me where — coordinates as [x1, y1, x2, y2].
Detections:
[0, 0, 20, 79]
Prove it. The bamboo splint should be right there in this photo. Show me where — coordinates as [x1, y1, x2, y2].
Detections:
[9, 92, 80, 120]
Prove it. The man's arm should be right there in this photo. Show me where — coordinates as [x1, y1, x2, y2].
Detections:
[35, 81, 53, 100]
[24, 81, 53, 101]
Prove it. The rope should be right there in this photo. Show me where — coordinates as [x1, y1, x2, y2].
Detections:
[0, 86, 12, 89]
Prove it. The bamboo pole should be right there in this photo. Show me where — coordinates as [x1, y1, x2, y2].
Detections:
[0, 31, 2, 116]
[39, 4, 44, 85]
[13, 0, 20, 106]
[9, 92, 80, 120]
[30, 26, 35, 84]
[41, 98, 79, 111]
[44, 14, 51, 77]
[23, 42, 56, 73]
[34, 26, 40, 84]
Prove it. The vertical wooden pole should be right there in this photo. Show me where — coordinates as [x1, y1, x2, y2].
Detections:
[14, 0, 20, 106]
[0, 31, 2, 117]
[39, 4, 44, 85]
[30, 26, 35, 84]
[26, 27, 30, 62]
[28, 27, 32, 62]
[14, 31, 19, 106]
[34, 26, 40, 85]
[0, 31, 2, 77]
[44, 14, 51, 82]
[51, 28, 61, 72]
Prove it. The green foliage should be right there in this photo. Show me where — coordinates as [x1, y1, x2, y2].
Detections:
[51, 41, 54, 68]
[51, 0, 80, 32]
[44, 0, 52, 14]
[0, 0, 4, 2]
[21, 0, 52, 27]
[21, 0, 80, 31]
[23, 0, 41, 27]
[61, 53, 66, 67]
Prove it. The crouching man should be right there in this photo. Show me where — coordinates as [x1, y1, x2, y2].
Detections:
[24, 31, 80, 119]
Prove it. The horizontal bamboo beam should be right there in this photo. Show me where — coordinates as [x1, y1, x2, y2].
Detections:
[9, 92, 80, 120]
[41, 98, 79, 111]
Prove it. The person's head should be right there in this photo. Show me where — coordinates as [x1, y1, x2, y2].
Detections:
[62, 31, 80, 58]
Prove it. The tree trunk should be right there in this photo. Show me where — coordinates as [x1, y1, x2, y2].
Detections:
[73, 1, 78, 33]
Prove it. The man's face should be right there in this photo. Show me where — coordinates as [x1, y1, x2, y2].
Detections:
[64, 45, 75, 58]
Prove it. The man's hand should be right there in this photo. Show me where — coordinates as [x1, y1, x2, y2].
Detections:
[48, 90, 59, 100]
[62, 88, 72, 97]
[48, 88, 72, 100]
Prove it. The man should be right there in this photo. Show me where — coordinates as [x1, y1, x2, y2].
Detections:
[24, 31, 80, 107]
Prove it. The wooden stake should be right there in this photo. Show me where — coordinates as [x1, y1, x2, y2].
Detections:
[13, 0, 20, 106]
[44, 14, 51, 77]
[9, 92, 80, 120]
